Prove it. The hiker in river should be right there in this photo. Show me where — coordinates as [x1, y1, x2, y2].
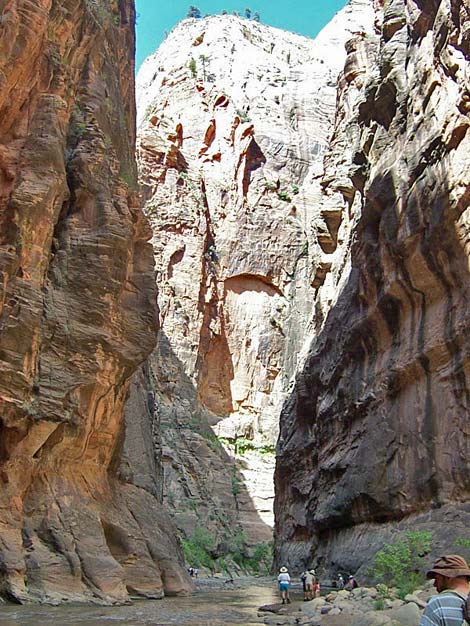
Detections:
[313, 574, 321, 598]
[346, 575, 358, 590]
[278, 566, 291, 604]
[420, 555, 470, 626]
[300, 570, 308, 599]
[301, 569, 315, 600]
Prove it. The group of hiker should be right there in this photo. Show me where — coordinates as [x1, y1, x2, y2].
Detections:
[276, 565, 357, 604]
[276, 554, 470, 626]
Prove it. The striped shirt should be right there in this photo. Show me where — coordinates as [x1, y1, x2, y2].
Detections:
[420, 591, 465, 626]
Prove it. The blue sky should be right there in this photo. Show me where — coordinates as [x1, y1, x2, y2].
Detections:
[135, 0, 348, 70]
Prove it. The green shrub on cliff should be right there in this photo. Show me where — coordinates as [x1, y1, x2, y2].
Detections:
[454, 538, 470, 561]
[247, 541, 273, 574]
[228, 533, 272, 575]
[181, 527, 215, 570]
[188, 57, 197, 77]
[372, 530, 432, 598]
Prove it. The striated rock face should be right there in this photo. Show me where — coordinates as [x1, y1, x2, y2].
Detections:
[275, 0, 470, 575]
[0, 0, 189, 603]
[136, 3, 375, 547]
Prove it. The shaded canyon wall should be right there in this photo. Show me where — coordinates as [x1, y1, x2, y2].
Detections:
[275, 0, 470, 576]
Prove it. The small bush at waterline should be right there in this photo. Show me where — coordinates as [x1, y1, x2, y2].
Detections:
[371, 530, 432, 599]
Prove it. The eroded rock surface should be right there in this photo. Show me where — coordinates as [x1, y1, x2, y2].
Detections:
[275, 0, 470, 575]
[136, 4, 375, 547]
[0, 0, 189, 603]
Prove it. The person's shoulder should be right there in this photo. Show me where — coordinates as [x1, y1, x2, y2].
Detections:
[425, 594, 442, 607]
[426, 591, 464, 610]
[436, 591, 464, 600]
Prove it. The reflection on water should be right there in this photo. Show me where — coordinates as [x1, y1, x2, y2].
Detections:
[0, 584, 281, 626]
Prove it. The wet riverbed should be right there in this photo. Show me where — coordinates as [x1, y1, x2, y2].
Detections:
[0, 583, 282, 626]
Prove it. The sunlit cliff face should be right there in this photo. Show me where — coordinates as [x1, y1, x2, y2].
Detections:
[135, 3, 375, 549]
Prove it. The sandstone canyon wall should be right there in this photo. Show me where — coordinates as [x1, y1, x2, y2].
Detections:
[275, 0, 470, 576]
[0, 0, 188, 603]
[135, 2, 375, 552]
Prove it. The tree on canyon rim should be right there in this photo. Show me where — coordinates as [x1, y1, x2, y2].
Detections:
[187, 5, 201, 18]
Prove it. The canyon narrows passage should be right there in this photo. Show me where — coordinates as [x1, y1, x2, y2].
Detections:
[135, 0, 374, 559]
[0, 0, 469, 609]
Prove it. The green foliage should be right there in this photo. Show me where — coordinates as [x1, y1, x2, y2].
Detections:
[236, 109, 251, 123]
[223, 436, 273, 456]
[230, 436, 275, 456]
[234, 437, 254, 454]
[376, 583, 390, 599]
[187, 5, 201, 18]
[374, 598, 386, 610]
[22, 400, 37, 417]
[270, 317, 283, 332]
[454, 537, 470, 561]
[75, 121, 87, 133]
[199, 54, 208, 80]
[203, 430, 221, 452]
[85, 0, 119, 27]
[143, 104, 153, 120]
[264, 181, 277, 191]
[181, 526, 215, 569]
[187, 414, 199, 430]
[372, 531, 432, 598]
[229, 535, 272, 574]
[228, 530, 247, 567]
[246, 541, 273, 574]
[189, 57, 197, 77]
[181, 525, 272, 575]
[291, 184, 299, 195]
[277, 190, 291, 202]
[120, 170, 137, 189]
[231, 474, 242, 496]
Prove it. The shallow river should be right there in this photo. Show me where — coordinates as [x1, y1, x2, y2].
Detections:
[0, 583, 283, 626]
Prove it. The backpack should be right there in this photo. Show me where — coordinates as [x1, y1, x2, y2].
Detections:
[464, 595, 470, 625]
[447, 591, 470, 625]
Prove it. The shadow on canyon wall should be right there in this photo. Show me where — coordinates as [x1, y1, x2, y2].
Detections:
[123, 331, 273, 568]
[274, 154, 470, 575]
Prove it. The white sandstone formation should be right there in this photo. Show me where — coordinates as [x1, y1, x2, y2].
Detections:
[136, 1, 375, 545]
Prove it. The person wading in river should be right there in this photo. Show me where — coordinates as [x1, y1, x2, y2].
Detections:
[303, 569, 315, 601]
[420, 555, 470, 626]
[278, 566, 291, 604]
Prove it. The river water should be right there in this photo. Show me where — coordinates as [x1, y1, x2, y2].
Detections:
[0, 583, 282, 626]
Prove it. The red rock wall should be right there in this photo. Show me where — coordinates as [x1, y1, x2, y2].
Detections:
[275, 0, 470, 575]
[0, 0, 189, 603]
